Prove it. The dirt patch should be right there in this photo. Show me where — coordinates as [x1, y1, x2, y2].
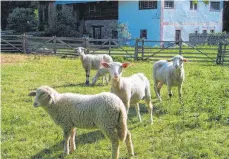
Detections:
[1, 54, 34, 65]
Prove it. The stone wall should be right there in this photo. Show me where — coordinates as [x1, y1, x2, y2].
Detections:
[79, 20, 118, 39]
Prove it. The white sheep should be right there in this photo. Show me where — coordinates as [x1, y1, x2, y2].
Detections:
[101, 62, 153, 124]
[74, 47, 113, 85]
[152, 55, 187, 101]
[28, 86, 134, 159]
[91, 67, 110, 85]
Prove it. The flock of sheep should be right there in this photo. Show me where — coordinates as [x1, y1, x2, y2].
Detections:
[28, 47, 187, 159]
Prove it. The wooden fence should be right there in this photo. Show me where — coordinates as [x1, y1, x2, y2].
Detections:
[1, 34, 228, 64]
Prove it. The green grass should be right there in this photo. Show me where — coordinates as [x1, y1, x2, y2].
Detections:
[1, 54, 229, 159]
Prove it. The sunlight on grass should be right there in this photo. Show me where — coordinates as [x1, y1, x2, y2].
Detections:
[1, 53, 229, 158]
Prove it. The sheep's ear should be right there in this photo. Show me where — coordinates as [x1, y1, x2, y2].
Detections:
[122, 62, 131, 68]
[28, 91, 36, 96]
[183, 58, 188, 62]
[101, 62, 110, 68]
[48, 93, 56, 105]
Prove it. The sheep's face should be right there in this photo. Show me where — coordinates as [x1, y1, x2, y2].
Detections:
[170, 55, 187, 69]
[74, 47, 85, 56]
[28, 86, 56, 107]
[101, 62, 130, 81]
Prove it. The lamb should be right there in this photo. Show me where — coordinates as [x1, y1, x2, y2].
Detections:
[101, 62, 153, 124]
[28, 86, 134, 159]
[91, 67, 110, 85]
[74, 47, 113, 85]
[152, 55, 187, 102]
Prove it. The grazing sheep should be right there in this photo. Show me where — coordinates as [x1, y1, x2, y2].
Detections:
[28, 86, 134, 159]
[101, 62, 153, 124]
[74, 47, 113, 85]
[91, 67, 110, 85]
[152, 55, 187, 101]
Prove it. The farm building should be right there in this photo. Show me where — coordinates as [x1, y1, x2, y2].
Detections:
[38, 0, 223, 43]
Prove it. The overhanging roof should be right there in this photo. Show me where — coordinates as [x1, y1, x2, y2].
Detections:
[54, 0, 105, 5]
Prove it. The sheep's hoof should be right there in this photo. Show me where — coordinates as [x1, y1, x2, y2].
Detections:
[85, 81, 90, 86]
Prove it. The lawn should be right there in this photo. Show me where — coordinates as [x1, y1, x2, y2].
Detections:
[1, 53, 229, 159]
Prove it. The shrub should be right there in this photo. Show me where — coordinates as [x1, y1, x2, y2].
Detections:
[7, 7, 38, 33]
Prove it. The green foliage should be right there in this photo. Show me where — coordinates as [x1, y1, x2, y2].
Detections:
[1, 54, 229, 158]
[44, 5, 80, 37]
[117, 23, 131, 40]
[7, 7, 38, 33]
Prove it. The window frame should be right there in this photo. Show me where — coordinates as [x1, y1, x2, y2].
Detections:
[190, 1, 197, 10]
[164, 0, 174, 9]
[139, 0, 157, 10]
[140, 29, 147, 39]
[210, 1, 220, 11]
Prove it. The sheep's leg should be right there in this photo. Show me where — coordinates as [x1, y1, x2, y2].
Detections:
[167, 85, 172, 100]
[64, 131, 71, 154]
[145, 97, 153, 124]
[157, 81, 163, 96]
[91, 73, 98, 86]
[123, 100, 130, 115]
[178, 84, 182, 102]
[104, 128, 119, 159]
[85, 69, 90, 85]
[154, 81, 162, 101]
[125, 130, 134, 157]
[134, 103, 142, 122]
[105, 75, 109, 85]
[70, 128, 76, 154]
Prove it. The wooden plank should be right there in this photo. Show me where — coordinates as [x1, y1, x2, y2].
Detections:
[1, 40, 22, 43]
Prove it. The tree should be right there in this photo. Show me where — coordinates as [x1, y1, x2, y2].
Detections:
[1, 1, 38, 30]
[44, 5, 80, 37]
[7, 7, 38, 33]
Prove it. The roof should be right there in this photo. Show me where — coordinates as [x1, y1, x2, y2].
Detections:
[54, 0, 105, 5]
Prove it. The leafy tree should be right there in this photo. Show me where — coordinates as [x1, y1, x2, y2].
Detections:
[44, 5, 80, 37]
[1, 1, 38, 30]
[7, 7, 38, 33]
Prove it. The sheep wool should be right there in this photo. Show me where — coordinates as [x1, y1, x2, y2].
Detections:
[28, 86, 134, 159]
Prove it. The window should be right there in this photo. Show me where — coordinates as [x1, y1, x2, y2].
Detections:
[139, 0, 157, 10]
[112, 30, 118, 39]
[164, 0, 174, 9]
[195, 30, 198, 34]
[203, 30, 207, 34]
[210, 2, 220, 11]
[190, 1, 197, 10]
[89, 4, 96, 13]
[175, 30, 181, 42]
[140, 29, 147, 39]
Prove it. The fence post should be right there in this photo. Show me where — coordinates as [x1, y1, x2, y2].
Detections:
[108, 38, 111, 56]
[53, 36, 57, 54]
[22, 33, 27, 54]
[141, 39, 145, 60]
[179, 40, 182, 55]
[216, 42, 222, 64]
[134, 39, 139, 61]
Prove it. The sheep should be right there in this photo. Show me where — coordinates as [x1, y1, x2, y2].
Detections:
[152, 55, 187, 102]
[28, 86, 134, 159]
[91, 67, 110, 86]
[74, 47, 113, 85]
[101, 62, 153, 124]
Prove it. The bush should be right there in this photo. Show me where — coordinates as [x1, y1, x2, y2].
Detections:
[7, 7, 38, 33]
[44, 5, 80, 37]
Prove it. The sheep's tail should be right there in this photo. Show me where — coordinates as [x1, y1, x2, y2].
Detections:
[117, 104, 128, 142]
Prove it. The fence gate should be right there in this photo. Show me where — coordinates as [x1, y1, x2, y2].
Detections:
[1, 35, 24, 53]
[216, 42, 229, 65]
[136, 39, 217, 62]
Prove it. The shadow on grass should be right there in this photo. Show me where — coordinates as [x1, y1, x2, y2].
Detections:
[31, 130, 105, 159]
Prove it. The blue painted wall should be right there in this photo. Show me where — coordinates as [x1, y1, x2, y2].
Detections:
[118, 1, 161, 45]
[162, 0, 223, 41]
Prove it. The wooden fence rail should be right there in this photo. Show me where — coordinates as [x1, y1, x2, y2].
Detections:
[1, 34, 228, 64]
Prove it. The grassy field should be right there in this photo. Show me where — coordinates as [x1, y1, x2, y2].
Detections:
[1, 54, 229, 159]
